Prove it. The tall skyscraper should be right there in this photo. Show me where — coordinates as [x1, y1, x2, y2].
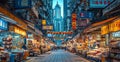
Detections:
[63, 0, 71, 31]
[53, 1, 64, 46]
[53, 2, 64, 32]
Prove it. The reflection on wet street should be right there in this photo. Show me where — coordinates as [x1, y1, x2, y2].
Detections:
[26, 50, 90, 62]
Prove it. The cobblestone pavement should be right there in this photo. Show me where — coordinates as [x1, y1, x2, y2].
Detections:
[26, 50, 91, 62]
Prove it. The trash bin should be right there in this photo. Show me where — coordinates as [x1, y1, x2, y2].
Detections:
[10, 54, 16, 62]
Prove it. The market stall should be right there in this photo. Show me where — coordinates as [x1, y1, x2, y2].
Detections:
[101, 17, 120, 62]
[81, 16, 120, 62]
[26, 34, 41, 56]
[0, 18, 10, 62]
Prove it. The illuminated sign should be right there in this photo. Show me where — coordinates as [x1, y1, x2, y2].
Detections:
[47, 34, 52, 37]
[47, 31, 73, 34]
[42, 20, 46, 25]
[42, 26, 53, 30]
[0, 18, 8, 30]
[89, 0, 113, 8]
[101, 25, 109, 35]
[109, 19, 120, 32]
[79, 12, 93, 18]
[14, 0, 32, 9]
[72, 13, 77, 30]
[14, 26, 26, 36]
[101, 18, 120, 35]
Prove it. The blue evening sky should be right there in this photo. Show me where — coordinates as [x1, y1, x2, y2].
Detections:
[53, 0, 63, 17]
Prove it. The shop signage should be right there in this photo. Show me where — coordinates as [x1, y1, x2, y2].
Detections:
[47, 31, 73, 34]
[0, 18, 8, 30]
[47, 34, 53, 37]
[42, 20, 46, 25]
[101, 25, 109, 35]
[14, 26, 26, 36]
[89, 0, 113, 8]
[103, 0, 120, 15]
[79, 12, 93, 18]
[78, 19, 89, 27]
[72, 13, 77, 30]
[109, 19, 120, 32]
[14, 0, 32, 9]
[42, 26, 53, 30]
[101, 18, 120, 35]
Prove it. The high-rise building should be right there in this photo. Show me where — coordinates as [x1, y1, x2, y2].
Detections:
[53, 2, 64, 32]
[63, 0, 71, 31]
[53, 1, 64, 46]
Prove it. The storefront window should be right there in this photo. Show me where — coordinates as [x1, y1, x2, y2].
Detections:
[0, 32, 24, 49]
[112, 31, 120, 37]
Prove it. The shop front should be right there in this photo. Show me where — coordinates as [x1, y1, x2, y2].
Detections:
[0, 25, 27, 62]
[0, 18, 8, 45]
[39, 37, 51, 54]
[101, 17, 120, 62]
[0, 18, 9, 62]
[9, 25, 26, 49]
[0, 6, 28, 62]
[26, 25, 42, 56]
[81, 16, 120, 62]
[26, 33, 41, 56]
[0, 20, 27, 62]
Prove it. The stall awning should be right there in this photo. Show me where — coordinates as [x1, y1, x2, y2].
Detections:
[0, 6, 27, 30]
[27, 24, 42, 36]
[84, 16, 119, 33]
[0, 13, 17, 24]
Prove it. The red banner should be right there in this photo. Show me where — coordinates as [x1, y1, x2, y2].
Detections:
[47, 31, 73, 34]
[72, 13, 77, 30]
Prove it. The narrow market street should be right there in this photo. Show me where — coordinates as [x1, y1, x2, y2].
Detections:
[0, 0, 120, 62]
[26, 49, 91, 62]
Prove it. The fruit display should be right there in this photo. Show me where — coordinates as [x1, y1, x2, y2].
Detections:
[2, 35, 12, 51]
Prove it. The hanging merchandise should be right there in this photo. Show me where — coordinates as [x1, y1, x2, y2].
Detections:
[2, 35, 12, 51]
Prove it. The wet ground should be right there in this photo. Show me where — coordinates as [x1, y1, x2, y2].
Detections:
[26, 49, 91, 62]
